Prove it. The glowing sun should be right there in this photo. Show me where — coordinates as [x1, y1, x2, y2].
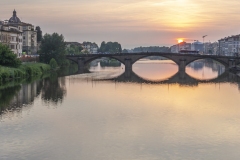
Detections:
[178, 39, 183, 43]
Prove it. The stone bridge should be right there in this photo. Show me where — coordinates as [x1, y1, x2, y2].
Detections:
[66, 52, 240, 73]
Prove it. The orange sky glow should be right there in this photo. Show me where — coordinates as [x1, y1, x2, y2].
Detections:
[1, 0, 240, 48]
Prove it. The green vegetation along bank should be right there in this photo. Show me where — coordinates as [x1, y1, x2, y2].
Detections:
[0, 63, 51, 83]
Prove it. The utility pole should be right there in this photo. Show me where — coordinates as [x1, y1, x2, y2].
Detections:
[203, 35, 207, 54]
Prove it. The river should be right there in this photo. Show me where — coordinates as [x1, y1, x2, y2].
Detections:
[1, 59, 240, 160]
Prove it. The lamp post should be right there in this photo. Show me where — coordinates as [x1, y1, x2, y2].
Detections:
[202, 35, 207, 54]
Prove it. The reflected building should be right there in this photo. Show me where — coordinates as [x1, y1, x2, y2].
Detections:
[187, 61, 204, 71]
[0, 76, 67, 115]
[187, 59, 225, 76]
[0, 81, 41, 115]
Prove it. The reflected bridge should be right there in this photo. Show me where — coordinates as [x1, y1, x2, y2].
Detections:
[106, 70, 240, 86]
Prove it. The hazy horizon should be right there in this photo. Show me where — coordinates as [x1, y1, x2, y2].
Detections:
[1, 0, 240, 49]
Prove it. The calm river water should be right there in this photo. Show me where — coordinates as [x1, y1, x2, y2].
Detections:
[1, 59, 240, 160]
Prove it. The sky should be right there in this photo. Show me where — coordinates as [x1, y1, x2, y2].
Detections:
[1, 0, 240, 49]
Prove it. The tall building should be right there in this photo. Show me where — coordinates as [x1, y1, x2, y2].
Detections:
[204, 42, 219, 55]
[0, 21, 23, 57]
[191, 41, 204, 53]
[7, 10, 37, 55]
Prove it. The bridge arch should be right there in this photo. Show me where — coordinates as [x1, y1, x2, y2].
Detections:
[84, 56, 125, 65]
[185, 57, 228, 68]
[131, 54, 179, 66]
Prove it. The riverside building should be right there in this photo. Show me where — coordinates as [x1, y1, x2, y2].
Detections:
[7, 10, 37, 55]
[218, 34, 240, 56]
[0, 21, 23, 57]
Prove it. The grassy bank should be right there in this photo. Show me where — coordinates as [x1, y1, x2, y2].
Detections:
[0, 63, 51, 83]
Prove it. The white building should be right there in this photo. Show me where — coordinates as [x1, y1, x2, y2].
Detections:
[82, 42, 99, 54]
[0, 21, 23, 57]
[204, 42, 219, 55]
[219, 34, 240, 56]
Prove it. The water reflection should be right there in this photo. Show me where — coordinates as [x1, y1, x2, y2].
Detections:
[41, 73, 67, 105]
[0, 75, 67, 116]
[186, 59, 225, 80]
[1, 61, 240, 160]
[0, 80, 43, 120]
[133, 60, 178, 81]
[0, 60, 239, 117]
[90, 62, 124, 78]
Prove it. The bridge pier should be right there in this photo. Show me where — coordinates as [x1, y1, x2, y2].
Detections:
[124, 58, 132, 71]
[78, 58, 85, 73]
[179, 59, 186, 72]
[124, 68, 132, 79]
[228, 59, 236, 68]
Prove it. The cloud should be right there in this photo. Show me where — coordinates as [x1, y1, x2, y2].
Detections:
[1, 0, 240, 48]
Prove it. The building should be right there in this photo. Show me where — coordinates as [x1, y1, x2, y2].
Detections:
[219, 34, 240, 56]
[0, 21, 23, 57]
[191, 41, 204, 53]
[82, 42, 99, 54]
[204, 42, 219, 55]
[170, 42, 191, 53]
[7, 10, 37, 55]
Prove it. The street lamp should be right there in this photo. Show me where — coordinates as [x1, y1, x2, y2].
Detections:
[202, 35, 207, 54]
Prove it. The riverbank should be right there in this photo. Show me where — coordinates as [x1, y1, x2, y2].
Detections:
[0, 63, 51, 83]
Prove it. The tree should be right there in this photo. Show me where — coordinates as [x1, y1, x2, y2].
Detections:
[0, 43, 21, 67]
[99, 41, 122, 54]
[66, 44, 83, 55]
[132, 46, 170, 53]
[122, 49, 128, 53]
[39, 33, 66, 65]
[99, 41, 106, 53]
[35, 26, 42, 42]
[49, 58, 58, 69]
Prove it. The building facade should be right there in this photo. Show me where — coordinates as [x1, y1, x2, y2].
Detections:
[82, 42, 99, 54]
[170, 42, 191, 53]
[0, 22, 23, 57]
[7, 10, 37, 55]
[204, 42, 219, 55]
[219, 35, 240, 56]
[191, 41, 204, 53]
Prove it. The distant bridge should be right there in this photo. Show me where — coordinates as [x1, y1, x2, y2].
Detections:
[66, 52, 240, 73]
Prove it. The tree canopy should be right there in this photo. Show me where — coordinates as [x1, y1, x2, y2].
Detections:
[132, 46, 170, 53]
[0, 43, 21, 67]
[99, 41, 122, 54]
[39, 33, 66, 65]
[66, 44, 83, 55]
[35, 26, 42, 42]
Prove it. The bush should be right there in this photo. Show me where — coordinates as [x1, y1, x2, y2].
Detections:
[0, 63, 51, 82]
[0, 43, 21, 67]
[49, 58, 58, 69]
